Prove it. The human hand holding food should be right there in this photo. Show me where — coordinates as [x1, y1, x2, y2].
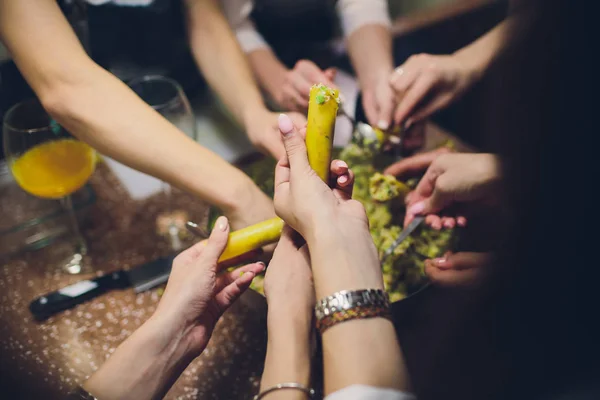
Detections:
[277, 59, 337, 112]
[84, 216, 264, 399]
[275, 113, 383, 297]
[390, 53, 480, 127]
[404, 153, 502, 228]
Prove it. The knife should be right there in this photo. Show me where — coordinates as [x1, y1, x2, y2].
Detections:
[29, 254, 177, 321]
[381, 216, 425, 263]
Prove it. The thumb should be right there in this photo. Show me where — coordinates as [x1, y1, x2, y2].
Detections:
[376, 95, 394, 131]
[278, 113, 310, 175]
[324, 67, 337, 82]
[199, 216, 230, 265]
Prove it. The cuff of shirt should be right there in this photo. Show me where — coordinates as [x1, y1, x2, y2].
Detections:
[325, 384, 416, 400]
[338, 0, 392, 38]
[235, 21, 271, 53]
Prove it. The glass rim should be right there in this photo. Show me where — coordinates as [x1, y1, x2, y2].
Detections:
[127, 74, 187, 112]
[2, 99, 52, 134]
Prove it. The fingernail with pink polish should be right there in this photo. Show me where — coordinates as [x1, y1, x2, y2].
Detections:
[257, 262, 266, 271]
[336, 160, 348, 169]
[216, 216, 228, 232]
[378, 120, 390, 130]
[432, 257, 449, 268]
[407, 201, 425, 216]
[338, 175, 348, 184]
[278, 114, 294, 135]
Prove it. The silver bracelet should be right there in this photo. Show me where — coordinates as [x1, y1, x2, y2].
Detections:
[254, 382, 315, 400]
[314, 288, 389, 321]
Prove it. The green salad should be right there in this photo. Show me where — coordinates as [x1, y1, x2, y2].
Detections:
[241, 143, 454, 301]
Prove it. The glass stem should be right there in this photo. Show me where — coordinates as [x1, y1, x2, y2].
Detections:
[61, 195, 87, 255]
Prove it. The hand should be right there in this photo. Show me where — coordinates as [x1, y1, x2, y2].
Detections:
[246, 109, 307, 160]
[425, 251, 492, 287]
[384, 146, 453, 178]
[390, 53, 480, 127]
[404, 153, 501, 228]
[277, 59, 337, 112]
[273, 114, 364, 238]
[274, 114, 383, 297]
[153, 216, 265, 357]
[264, 226, 314, 329]
[362, 73, 396, 131]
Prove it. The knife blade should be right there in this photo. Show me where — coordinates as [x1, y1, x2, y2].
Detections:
[381, 216, 425, 263]
[29, 254, 177, 321]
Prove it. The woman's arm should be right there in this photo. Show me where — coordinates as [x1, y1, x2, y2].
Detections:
[185, 0, 291, 159]
[0, 0, 274, 229]
[339, 0, 395, 129]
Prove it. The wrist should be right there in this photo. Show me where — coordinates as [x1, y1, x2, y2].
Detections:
[306, 224, 384, 299]
[452, 48, 486, 84]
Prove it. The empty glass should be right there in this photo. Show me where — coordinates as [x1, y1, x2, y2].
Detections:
[128, 75, 197, 250]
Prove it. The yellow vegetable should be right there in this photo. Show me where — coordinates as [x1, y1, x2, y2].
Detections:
[219, 86, 339, 262]
[306, 83, 339, 181]
[369, 173, 411, 202]
[219, 217, 284, 262]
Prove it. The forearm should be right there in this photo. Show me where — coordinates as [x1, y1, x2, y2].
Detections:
[261, 310, 312, 399]
[248, 49, 289, 107]
[186, 0, 265, 126]
[42, 66, 256, 215]
[84, 316, 194, 400]
[347, 24, 394, 89]
[453, 18, 514, 80]
[306, 227, 409, 395]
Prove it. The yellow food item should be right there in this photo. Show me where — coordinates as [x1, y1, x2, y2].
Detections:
[369, 173, 410, 202]
[306, 83, 339, 181]
[219, 217, 284, 262]
[11, 139, 96, 199]
[220, 84, 339, 263]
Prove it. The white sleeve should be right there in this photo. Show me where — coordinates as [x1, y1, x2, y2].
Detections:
[325, 385, 416, 400]
[219, 0, 271, 53]
[336, 0, 392, 38]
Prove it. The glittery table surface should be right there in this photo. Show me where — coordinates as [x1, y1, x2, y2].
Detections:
[0, 162, 269, 400]
[0, 124, 469, 400]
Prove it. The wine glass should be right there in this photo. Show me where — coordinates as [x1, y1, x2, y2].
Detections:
[128, 75, 197, 250]
[3, 100, 97, 274]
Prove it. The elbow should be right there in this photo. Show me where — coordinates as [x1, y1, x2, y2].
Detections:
[37, 79, 85, 127]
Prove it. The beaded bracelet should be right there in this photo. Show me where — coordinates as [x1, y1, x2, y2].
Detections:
[316, 304, 391, 333]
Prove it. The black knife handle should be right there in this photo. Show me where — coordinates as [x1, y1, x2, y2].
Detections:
[29, 271, 128, 321]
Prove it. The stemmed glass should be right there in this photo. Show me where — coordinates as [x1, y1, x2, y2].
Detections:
[3, 100, 97, 274]
[128, 75, 197, 250]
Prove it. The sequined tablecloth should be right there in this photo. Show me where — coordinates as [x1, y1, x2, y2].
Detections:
[0, 162, 269, 400]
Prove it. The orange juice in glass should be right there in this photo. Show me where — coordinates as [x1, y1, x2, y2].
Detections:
[3, 100, 96, 274]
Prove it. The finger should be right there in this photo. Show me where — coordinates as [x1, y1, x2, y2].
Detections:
[425, 262, 481, 287]
[426, 215, 442, 230]
[456, 216, 468, 227]
[330, 159, 348, 177]
[282, 84, 309, 111]
[199, 216, 230, 264]
[212, 270, 256, 314]
[362, 92, 380, 130]
[389, 63, 420, 96]
[383, 147, 451, 178]
[215, 262, 266, 293]
[278, 113, 311, 176]
[288, 71, 313, 100]
[217, 249, 264, 271]
[394, 73, 438, 125]
[441, 217, 456, 229]
[297, 60, 336, 87]
[324, 67, 337, 81]
[430, 252, 492, 270]
[333, 168, 354, 200]
[376, 93, 395, 131]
